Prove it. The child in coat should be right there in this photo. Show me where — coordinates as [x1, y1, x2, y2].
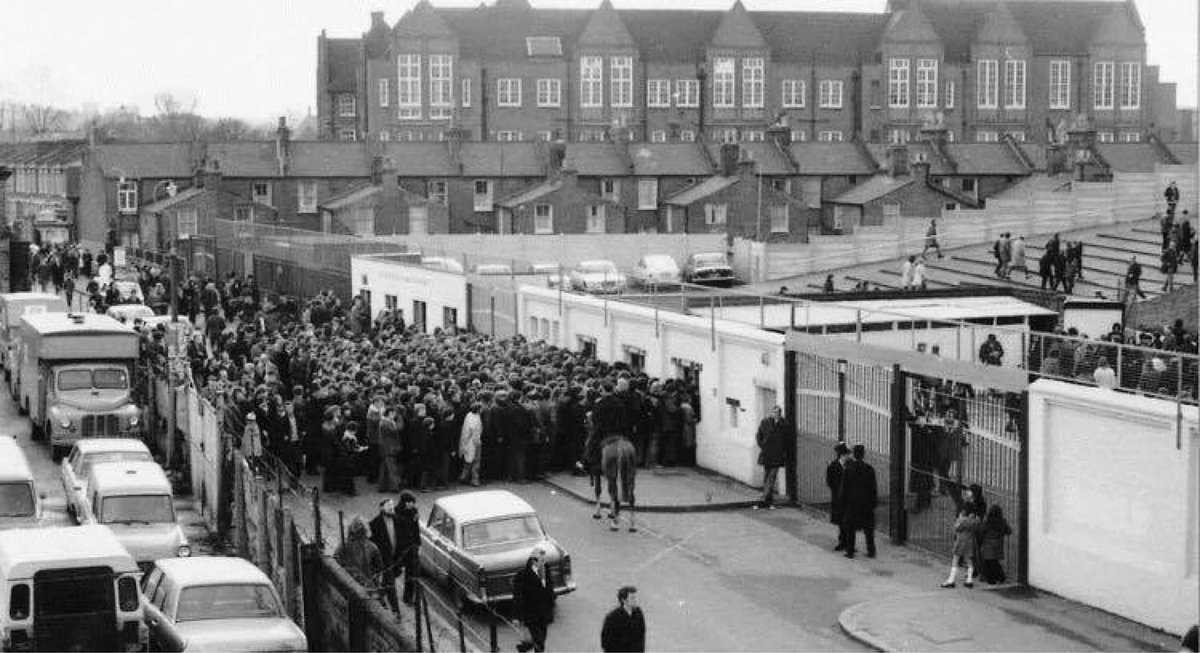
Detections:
[942, 503, 982, 588]
[980, 504, 1012, 585]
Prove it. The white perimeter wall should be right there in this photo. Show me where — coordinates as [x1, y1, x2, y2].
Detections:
[518, 286, 786, 489]
[1028, 380, 1199, 635]
[351, 257, 468, 333]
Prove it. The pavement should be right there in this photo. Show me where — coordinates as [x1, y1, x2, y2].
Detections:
[545, 467, 1183, 653]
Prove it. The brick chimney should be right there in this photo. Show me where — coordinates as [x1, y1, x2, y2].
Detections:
[195, 158, 222, 194]
[766, 123, 791, 150]
[275, 117, 291, 176]
[911, 159, 930, 182]
[720, 143, 740, 176]
[887, 145, 909, 178]
[445, 127, 468, 174]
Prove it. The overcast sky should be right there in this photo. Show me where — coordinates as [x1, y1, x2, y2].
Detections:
[0, 0, 1193, 123]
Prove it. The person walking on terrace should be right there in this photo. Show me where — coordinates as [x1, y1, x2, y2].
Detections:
[754, 406, 788, 510]
[923, 219, 943, 259]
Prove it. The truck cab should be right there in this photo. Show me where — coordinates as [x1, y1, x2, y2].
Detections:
[16, 314, 143, 460]
[0, 294, 67, 385]
[0, 525, 146, 652]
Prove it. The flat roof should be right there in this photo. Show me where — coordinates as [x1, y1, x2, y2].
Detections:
[20, 313, 135, 336]
[0, 436, 32, 480]
[436, 490, 535, 522]
[73, 438, 151, 455]
[0, 526, 137, 578]
[693, 296, 1057, 329]
[88, 461, 170, 494]
[154, 556, 271, 587]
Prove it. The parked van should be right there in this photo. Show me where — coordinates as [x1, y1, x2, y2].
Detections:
[0, 438, 42, 531]
[0, 525, 146, 652]
[78, 461, 190, 571]
[0, 293, 67, 381]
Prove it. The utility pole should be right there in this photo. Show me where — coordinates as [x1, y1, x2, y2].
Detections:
[165, 245, 181, 470]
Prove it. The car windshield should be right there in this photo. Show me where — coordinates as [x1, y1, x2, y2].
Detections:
[175, 583, 283, 622]
[0, 482, 35, 517]
[79, 451, 152, 478]
[461, 515, 543, 549]
[58, 369, 128, 391]
[694, 254, 727, 266]
[579, 262, 616, 274]
[100, 494, 175, 524]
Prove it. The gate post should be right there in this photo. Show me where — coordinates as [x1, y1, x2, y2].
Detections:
[1017, 390, 1030, 585]
[300, 543, 325, 653]
[784, 350, 798, 502]
[888, 364, 908, 544]
[836, 359, 847, 443]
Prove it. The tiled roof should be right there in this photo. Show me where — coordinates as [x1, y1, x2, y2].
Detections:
[754, 11, 886, 63]
[1097, 143, 1163, 173]
[620, 10, 721, 62]
[437, 6, 590, 60]
[458, 143, 546, 177]
[703, 143, 792, 175]
[138, 187, 206, 213]
[629, 143, 713, 176]
[394, 0, 455, 40]
[919, 0, 1123, 61]
[792, 143, 876, 175]
[946, 144, 1029, 176]
[710, 2, 767, 49]
[577, 2, 636, 49]
[91, 143, 197, 178]
[497, 179, 564, 208]
[1168, 144, 1199, 166]
[385, 142, 455, 177]
[321, 183, 377, 210]
[324, 38, 361, 93]
[562, 143, 629, 176]
[664, 175, 738, 206]
[206, 142, 283, 177]
[830, 175, 914, 205]
[290, 142, 372, 177]
[0, 140, 87, 167]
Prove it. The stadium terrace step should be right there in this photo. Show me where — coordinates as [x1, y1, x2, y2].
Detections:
[940, 256, 1147, 298]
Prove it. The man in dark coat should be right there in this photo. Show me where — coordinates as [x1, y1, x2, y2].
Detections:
[394, 491, 421, 605]
[754, 406, 788, 510]
[601, 586, 646, 652]
[368, 498, 402, 611]
[838, 444, 878, 558]
[512, 547, 556, 652]
[826, 442, 850, 550]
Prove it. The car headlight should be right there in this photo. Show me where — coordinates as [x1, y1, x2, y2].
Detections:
[129, 416, 140, 427]
[177, 545, 191, 557]
[59, 418, 71, 429]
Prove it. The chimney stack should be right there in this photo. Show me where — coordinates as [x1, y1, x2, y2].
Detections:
[887, 145, 909, 177]
[275, 117, 292, 176]
[720, 143, 740, 176]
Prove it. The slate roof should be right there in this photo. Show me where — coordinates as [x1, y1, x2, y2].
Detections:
[0, 141, 87, 167]
[629, 143, 714, 176]
[137, 187, 206, 214]
[830, 175, 914, 205]
[497, 179, 564, 207]
[562, 143, 629, 176]
[791, 143, 876, 176]
[457, 143, 546, 177]
[206, 142, 371, 178]
[91, 143, 197, 178]
[918, 0, 1128, 61]
[705, 143, 793, 176]
[324, 38, 361, 93]
[620, 10, 721, 62]
[385, 142, 455, 177]
[945, 144, 1029, 176]
[664, 175, 738, 206]
[754, 11, 887, 63]
[437, 6, 590, 60]
[1097, 143, 1164, 173]
[321, 183, 378, 211]
[1168, 144, 1199, 166]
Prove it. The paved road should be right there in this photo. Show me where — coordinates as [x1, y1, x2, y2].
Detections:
[308, 475, 873, 652]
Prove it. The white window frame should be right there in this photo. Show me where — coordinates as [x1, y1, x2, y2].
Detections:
[782, 79, 805, 108]
[818, 130, 843, 142]
[768, 204, 788, 233]
[601, 179, 620, 201]
[1094, 61, 1114, 110]
[977, 59, 998, 109]
[338, 94, 357, 117]
[675, 79, 699, 108]
[117, 181, 138, 213]
[298, 180, 318, 214]
[819, 80, 843, 108]
[537, 131, 553, 142]
[647, 79, 672, 108]
[713, 57, 735, 108]
[581, 56, 603, 108]
[704, 203, 727, 225]
[473, 179, 494, 212]
[233, 207, 253, 222]
[428, 180, 448, 205]
[252, 182, 272, 206]
[1097, 131, 1115, 143]
[742, 57, 764, 108]
[945, 79, 956, 109]
[1008, 130, 1026, 142]
[338, 129, 357, 141]
[1049, 60, 1071, 109]
[461, 78, 472, 108]
[175, 207, 198, 238]
[1120, 131, 1141, 143]
[497, 78, 522, 107]
[888, 58, 910, 108]
[976, 130, 999, 143]
[429, 54, 454, 119]
[495, 130, 523, 141]
[533, 204, 553, 234]
[353, 206, 374, 236]
[651, 130, 667, 143]
[680, 129, 696, 142]
[745, 130, 765, 142]
[611, 56, 633, 108]
[378, 78, 390, 107]
[537, 78, 562, 108]
[586, 205, 606, 233]
[790, 129, 807, 142]
[889, 129, 910, 144]
[637, 179, 658, 210]
[916, 59, 937, 108]
[397, 54, 422, 120]
[1119, 61, 1140, 109]
[379, 131, 391, 141]
[1004, 59, 1026, 109]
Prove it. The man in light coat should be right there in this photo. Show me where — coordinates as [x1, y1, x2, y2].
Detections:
[459, 402, 483, 486]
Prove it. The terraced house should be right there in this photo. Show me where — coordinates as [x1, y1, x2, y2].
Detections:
[316, 0, 1180, 145]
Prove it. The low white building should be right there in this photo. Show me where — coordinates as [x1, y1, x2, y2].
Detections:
[351, 253, 467, 333]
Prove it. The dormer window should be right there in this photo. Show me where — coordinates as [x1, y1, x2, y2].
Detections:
[526, 37, 562, 58]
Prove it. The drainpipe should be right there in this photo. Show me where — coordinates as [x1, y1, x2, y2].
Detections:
[480, 66, 489, 141]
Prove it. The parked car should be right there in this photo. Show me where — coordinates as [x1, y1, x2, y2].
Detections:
[683, 252, 737, 286]
[0, 436, 48, 530]
[474, 264, 513, 276]
[418, 489, 576, 607]
[530, 263, 565, 288]
[60, 438, 153, 521]
[568, 260, 626, 294]
[77, 461, 190, 571]
[629, 255, 682, 288]
[140, 556, 307, 652]
[106, 304, 156, 324]
[110, 280, 146, 304]
[422, 256, 465, 274]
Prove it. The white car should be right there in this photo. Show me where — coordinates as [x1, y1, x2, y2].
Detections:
[141, 557, 307, 652]
[106, 304, 157, 324]
[629, 255, 682, 288]
[422, 257, 465, 274]
[474, 264, 513, 276]
[530, 263, 565, 288]
[569, 260, 626, 294]
[60, 438, 152, 521]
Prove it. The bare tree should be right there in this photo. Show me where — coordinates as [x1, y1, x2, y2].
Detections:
[22, 103, 67, 135]
[152, 92, 204, 141]
[205, 117, 255, 141]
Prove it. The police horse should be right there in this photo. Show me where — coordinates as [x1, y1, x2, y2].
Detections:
[590, 434, 637, 532]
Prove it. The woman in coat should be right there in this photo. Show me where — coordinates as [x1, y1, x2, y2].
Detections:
[335, 516, 382, 588]
[459, 403, 483, 486]
[942, 503, 982, 588]
[979, 504, 1012, 585]
[376, 407, 403, 493]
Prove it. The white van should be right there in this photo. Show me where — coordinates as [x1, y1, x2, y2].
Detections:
[78, 461, 190, 571]
[0, 525, 146, 651]
[0, 438, 42, 531]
